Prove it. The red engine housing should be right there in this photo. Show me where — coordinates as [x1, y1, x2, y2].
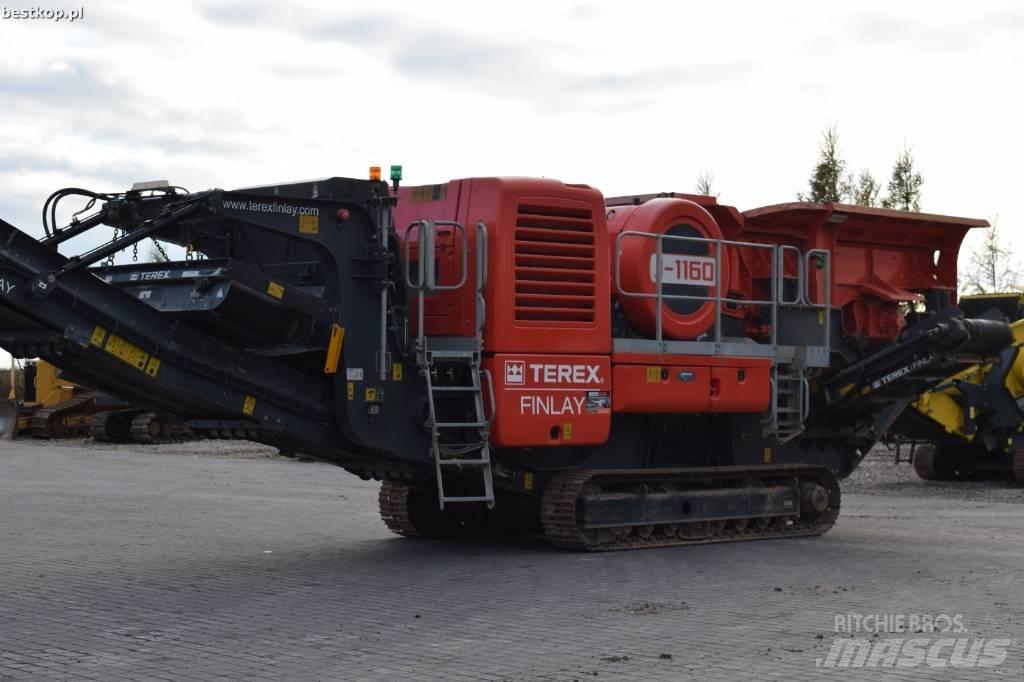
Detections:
[395, 178, 611, 356]
[608, 198, 731, 340]
[395, 179, 985, 449]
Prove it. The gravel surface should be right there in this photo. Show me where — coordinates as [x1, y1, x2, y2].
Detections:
[2, 437, 1023, 681]
[40, 436, 283, 459]
[24, 437, 1024, 503]
[844, 444, 1024, 503]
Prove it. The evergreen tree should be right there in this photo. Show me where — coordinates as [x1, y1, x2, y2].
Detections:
[850, 169, 880, 207]
[799, 125, 847, 203]
[881, 146, 923, 211]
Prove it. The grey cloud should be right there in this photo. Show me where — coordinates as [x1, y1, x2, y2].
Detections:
[0, 201, 42, 237]
[0, 54, 260, 163]
[803, 7, 1024, 59]
[202, 5, 756, 112]
[567, 5, 602, 19]
[0, 62, 119, 104]
[295, 12, 755, 112]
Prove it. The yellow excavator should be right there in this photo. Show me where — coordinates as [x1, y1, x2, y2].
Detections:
[0, 359, 98, 440]
[899, 293, 1024, 480]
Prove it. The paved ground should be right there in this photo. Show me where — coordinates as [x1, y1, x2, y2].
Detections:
[1, 440, 1023, 681]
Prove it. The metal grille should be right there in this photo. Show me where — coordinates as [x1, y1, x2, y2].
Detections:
[513, 203, 596, 323]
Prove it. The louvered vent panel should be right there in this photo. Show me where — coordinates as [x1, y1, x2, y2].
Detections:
[514, 203, 596, 323]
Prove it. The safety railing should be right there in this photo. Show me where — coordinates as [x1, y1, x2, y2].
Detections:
[613, 230, 831, 353]
[402, 220, 488, 358]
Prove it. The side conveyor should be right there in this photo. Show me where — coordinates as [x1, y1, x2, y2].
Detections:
[0, 218, 374, 467]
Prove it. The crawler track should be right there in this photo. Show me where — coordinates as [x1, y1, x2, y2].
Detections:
[540, 465, 840, 551]
[379, 481, 484, 538]
[912, 444, 941, 481]
[379, 481, 423, 537]
[91, 409, 195, 444]
[29, 394, 96, 438]
[379, 481, 539, 538]
[91, 409, 139, 442]
[130, 412, 193, 444]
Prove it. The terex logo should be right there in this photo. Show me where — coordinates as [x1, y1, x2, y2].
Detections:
[531, 364, 601, 384]
[130, 271, 171, 281]
[504, 361, 525, 385]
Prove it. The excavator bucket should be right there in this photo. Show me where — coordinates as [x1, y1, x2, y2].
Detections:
[0, 399, 16, 440]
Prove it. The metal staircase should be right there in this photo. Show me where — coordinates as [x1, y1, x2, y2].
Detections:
[765, 364, 809, 443]
[403, 220, 495, 509]
[422, 350, 495, 508]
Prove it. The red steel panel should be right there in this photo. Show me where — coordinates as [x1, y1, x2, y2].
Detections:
[485, 354, 611, 447]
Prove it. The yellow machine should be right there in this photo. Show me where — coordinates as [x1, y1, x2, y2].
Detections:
[0, 359, 96, 440]
[905, 294, 1024, 480]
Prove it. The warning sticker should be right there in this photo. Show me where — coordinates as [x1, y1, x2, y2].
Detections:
[410, 184, 449, 202]
[585, 391, 610, 413]
[347, 368, 364, 381]
[90, 326, 107, 348]
[104, 333, 149, 371]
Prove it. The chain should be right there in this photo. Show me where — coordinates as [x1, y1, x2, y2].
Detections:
[132, 240, 138, 262]
[185, 227, 193, 261]
[151, 238, 170, 263]
[105, 228, 121, 267]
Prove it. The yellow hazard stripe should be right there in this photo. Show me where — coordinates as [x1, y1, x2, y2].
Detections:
[324, 325, 345, 374]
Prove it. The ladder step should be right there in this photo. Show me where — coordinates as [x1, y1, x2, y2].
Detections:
[435, 421, 487, 428]
[428, 350, 478, 359]
[431, 386, 479, 392]
[438, 458, 490, 466]
[442, 496, 494, 503]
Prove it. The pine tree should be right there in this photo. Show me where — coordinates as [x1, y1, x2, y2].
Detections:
[799, 125, 847, 203]
[881, 146, 923, 211]
[850, 169, 880, 207]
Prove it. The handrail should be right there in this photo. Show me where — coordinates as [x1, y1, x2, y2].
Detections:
[430, 220, 470, 292]
[402, 220, 428, 289]
[480, 368, 496, 426]
[801, 376, 811, 423]
[613, 230, 831, 350]
[475, 222, 488, 337]
[777, 245, 804, 306]
[476, 221, 488, 291]
[403, 220, 469, 293]
[401, 219, 484, 357]
[803, 248, 832, 352]
[614, 231, 779, 308]
[803, 249, 830, 309]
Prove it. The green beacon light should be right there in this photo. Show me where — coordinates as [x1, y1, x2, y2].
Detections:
[390, 165, 403, 192]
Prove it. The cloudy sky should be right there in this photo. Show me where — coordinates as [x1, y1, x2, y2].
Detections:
[1, 0, 1022, 362]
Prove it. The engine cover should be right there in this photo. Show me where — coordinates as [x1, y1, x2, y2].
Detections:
[608, 198, 729, 340]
